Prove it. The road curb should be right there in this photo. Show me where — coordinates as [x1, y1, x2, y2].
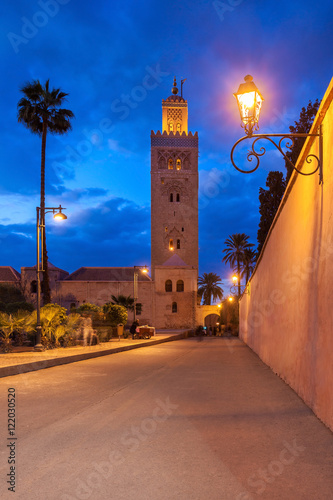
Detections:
[0, 331, 192, 378]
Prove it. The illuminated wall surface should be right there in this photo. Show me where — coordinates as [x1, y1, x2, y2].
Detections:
[239, 78, 333, 431]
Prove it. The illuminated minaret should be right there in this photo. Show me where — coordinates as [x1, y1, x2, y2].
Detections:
[150, 77, 199, 279]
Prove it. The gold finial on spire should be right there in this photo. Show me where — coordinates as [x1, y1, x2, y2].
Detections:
[172, 77, 178, 95]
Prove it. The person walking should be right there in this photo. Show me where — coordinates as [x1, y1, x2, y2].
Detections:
[130, 320, 139, 340]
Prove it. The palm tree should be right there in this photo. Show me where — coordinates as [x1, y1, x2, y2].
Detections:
[0, 311, 35, 352]
[17, 79, 74, 304]
[241, 248, 257, 284]
[222, 233, 254, 297]
[198, 273, 223, 305]
[111, 294, 135, 311]
[0, 312, 17, 352]
[111, 294, 143, 316]
[54, 313, 81, 347]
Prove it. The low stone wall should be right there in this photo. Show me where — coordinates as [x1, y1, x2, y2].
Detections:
[239, 78, 333, 431]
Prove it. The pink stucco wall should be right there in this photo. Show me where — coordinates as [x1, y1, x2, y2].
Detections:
[240, 79, 333, 431]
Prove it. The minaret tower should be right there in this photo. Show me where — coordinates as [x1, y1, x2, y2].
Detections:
[150, 77, 199, 279]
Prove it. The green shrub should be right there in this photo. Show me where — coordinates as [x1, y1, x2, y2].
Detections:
[76, 303, 102, 313]
[103, 303, 127, 327]
[6, 302, 34, 314]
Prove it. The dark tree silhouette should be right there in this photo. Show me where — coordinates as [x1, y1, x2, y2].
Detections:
[257, 171, 286, 255]
[285, 99, 320, 183]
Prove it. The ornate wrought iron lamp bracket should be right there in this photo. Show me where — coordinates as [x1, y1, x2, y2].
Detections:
[230, 283, 250, 296]
[230, 127, 323, 183]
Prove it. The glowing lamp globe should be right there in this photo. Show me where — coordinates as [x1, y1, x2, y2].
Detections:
[233, 75, 264, 136]
[53, 210, 67, 221]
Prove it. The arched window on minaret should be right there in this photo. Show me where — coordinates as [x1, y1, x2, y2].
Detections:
[172, 302, 178, 313]
[170, 193, 173, 202]
[176, 193, 180, 202]
[177, 123, 181, 133]
[176, 280, 184, 292]
[169, 239, 174, 250]
[177, 239, 181, 249]
[168, 158, 173, 170]
[176, 158, 181, 170]
[169, 122, 174, 132]
[165, 280, 172, 292]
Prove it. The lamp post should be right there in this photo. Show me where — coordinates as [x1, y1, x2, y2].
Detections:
[35, 205, 67, 351]
[133, 265, 148, 323]
[231, 75, 323, 183]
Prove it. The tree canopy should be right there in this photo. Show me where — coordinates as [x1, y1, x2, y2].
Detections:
[257, 171, 286, 255]
[240, 247, 257, 283]
[0, 284, 25, 304]
[198, 273, 223, 305]
[222, 233, 254, 297]
[103, 303, 128, 326]
[285, 99, 320, 183]
[0, 284, 34, 314]
[111, 295, 135, 311]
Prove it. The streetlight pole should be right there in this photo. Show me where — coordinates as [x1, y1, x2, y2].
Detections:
[35, 205, 67, 351]
[133, 268, 138, 323]
[133, 266, 148, 323]
[35, 206, 43, 351]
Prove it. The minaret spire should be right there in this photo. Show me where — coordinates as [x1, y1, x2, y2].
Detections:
[172, 77, 178, 95]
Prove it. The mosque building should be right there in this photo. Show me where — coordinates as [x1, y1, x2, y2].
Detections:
[3, 79, 216, 329]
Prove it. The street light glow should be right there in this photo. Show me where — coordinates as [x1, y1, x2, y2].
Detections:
[233, 75, 264, 136]
[53, 211, 67, 221]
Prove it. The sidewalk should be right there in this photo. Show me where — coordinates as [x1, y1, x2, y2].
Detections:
[0, 330, 191, 378]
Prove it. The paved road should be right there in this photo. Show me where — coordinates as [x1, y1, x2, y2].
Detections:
[0, 337, 332, 500]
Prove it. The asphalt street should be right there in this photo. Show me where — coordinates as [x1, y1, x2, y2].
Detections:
[0, 337, 332, 500]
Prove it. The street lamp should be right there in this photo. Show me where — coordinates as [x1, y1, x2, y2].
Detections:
[133, 265, 148, 323]
[231, 274, 249, 297]
[233, 75, 264, 137]
[231, 75, 323, 183]
[35, 205, 67, 351]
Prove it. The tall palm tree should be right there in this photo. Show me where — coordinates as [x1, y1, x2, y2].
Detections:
[222, 233, 254, 297]
[17, 79, 74, 304]
[198, 273, 223, 305]
[241, 248, 257, 284]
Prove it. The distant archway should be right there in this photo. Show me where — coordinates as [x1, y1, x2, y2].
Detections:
[204, 314, 219, 328]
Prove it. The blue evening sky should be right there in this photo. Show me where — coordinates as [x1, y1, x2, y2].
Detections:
[1, 0, 332, 286]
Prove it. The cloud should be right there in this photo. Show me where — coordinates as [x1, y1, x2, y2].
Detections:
[0, 196, 151, 273]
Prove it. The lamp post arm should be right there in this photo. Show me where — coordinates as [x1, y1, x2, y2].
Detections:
[230, 131, 322, 181]
[230, 282, 250, 297]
